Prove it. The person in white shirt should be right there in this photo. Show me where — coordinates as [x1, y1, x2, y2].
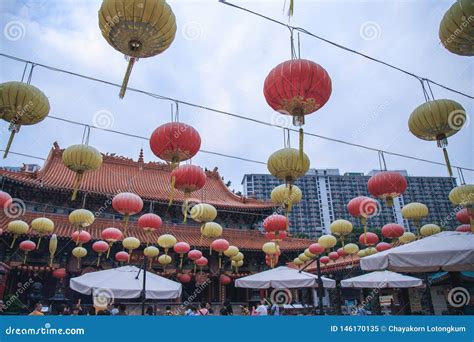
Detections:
[255, 299, 268, 316]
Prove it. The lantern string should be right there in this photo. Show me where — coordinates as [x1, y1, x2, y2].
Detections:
[378, 151, 387, 171]
[283, 128, 291, 148]
[288, 26, 297, 60]
[26, 64, 35, 85]
[297, 32, 301, 59]
[457, 168, 466, 185]
[20, 62, 29, 83]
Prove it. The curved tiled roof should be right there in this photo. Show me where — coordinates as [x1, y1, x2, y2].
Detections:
[0, 212, 311, 252]
[0, 143, 273, 210]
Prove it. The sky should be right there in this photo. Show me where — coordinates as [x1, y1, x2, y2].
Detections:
[0, 0, 472, 193]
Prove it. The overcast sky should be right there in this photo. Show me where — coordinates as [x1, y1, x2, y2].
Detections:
[1, 0, 472, 192]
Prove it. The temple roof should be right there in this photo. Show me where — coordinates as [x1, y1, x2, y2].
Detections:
[1, 212, 310, 252]
[0, 143, 273, 210]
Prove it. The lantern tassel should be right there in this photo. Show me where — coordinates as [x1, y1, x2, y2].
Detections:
[71, 173, 83, 201]
[96, 255, 101, 267]
[193, 264, 196, 273]
[288, 0, 294, 16]
[442, 147, 453, 177]
[219, 254, 222, 269]
[106, 243, 112, 259]
[23, 253, 27, 264]
[123, 214, 130, 229]
[37, 236, 42, 249]
[49, 255, 54, 267]
[77, 258, 80, 268]
[182, 198, 189, 223]
[168, 176, 176, 206]
[3, 130, 17, 159]
[10, 235, 17, 249]
[298, 128, 304, 168]
[361, 217, 367, 245]
[180, 255, 184, 269]
[119, 57, 136, 99]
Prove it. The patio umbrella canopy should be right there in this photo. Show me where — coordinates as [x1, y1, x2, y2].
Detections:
[235, 266, 336, 289]
[70, 266, 182, 299]
[360, 231, 474, 272]
[341, 270, 423, 288]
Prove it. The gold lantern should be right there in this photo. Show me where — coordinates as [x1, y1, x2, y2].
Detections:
[365, 247, 378, 256]
[399, 232, 417, 244]
[122, 236, 140, 261]
[318, 234, 337, 250]
[439, 0, 474, 56]
[200, 222, 223, 239]
[267, 148, 310, 186]
[190, 203, 217, 223]
[72, 246, 87, 268]
[329, 219, 353, 246]
[158, 254, 172, 271]
[293, 258, 304, 266]
[157, 234, 177, 255]
[0, 82, 50, 158]
[98, 0, 177, 98]
[343, 243, 359, 255]
[7, 220, 29, 248]
[401, 202, 429, 235]
[62, 144, 103, 200]
[231, 259, 244, 272]
[304, 248, 316, 259]
[231, 252, 244, 262]
[298, 253, 310, 262]
[420, 224, 441, 237]
[408, 99, 466, 176]
[49, 234, 57, 266]
[270, 184, 302, 213]
[69, 209, 95, 244]
[224, 245, 239, 258]
[144, 246, 159, 268]
[357, 249, 367, 258]
[449, 184, 474, 231]
[31, 217, 54, 249]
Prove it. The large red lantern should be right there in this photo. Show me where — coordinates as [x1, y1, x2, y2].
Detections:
[170, 164, 206, 221]
[71, 230, 91, 245]
[368, 171, 407, 207]
[115, 251, 129, 263]
[174, 242, 191, 269]
[376, 242, 392, 252]
[0, 191, 12, 209]
[211, 239, 230, 269]
[112, 192, 143, 227]
[52, 268, 67, 279]
[263, 214, 288, 232]
[92, 240, 109, 267]
[381, 223, 405, 240]
[101, 227, 123, 258]
[308, 243, 325, 255]
[19, 240, 36, 264]
[359, 232, 379, 247]
[456, 209, 471, 224]
[138, 213, 162, 234]
[219, 274, 232, 285]
[150, 122, 201, 167]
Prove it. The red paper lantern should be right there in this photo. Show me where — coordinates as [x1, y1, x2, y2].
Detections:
[265, 231, 287, 241]
[195, 256, 208, 266]
[456, 209, 470, 224]
[178, 273, 192, 283]
[337, 247, 347, 257]
[211, 239, 229, 253]
[359, 232, 379, 246]
[263, 214, 288, 232]
[71, 230, 91, 245]
[19, 240, 36, 252]
[219, 274, 232, 285]
[115, 251, 129, 263]
[150, 122, 201, 165]
[52, 268, 67, 279]
[174, 242, 191, 269]
[456, 224, 471, 232]
[376, 242, 392, 252]
[101, 227, 123, 258]
[328, 251, 339, 261]
[0, 191, 12, 209]
[92, 241, 109, 253]
[264, 59, 332, 124]
[308, 243, 325, 255]
[188, 249, 202, 261]
[381, 223, 405, 239]
[170, 165, 206, 194]
[320, 256, 330, 264]
[138, 213, 162, 233]
[112, 192, 143, 226]
[347, 196, 378, 218]
[368, 171, 407, 207]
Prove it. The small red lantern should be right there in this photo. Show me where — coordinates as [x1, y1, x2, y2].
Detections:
[195, 256, 208, 273]
[150, 122, 201, 167]
[178, 273, 192, 283]
[265, 231, 287, 241]
[368, 171, 407, 207]
[101, 227, 123, 258]
[219, 274, 232, 285]
[456, 209, 470, 224]
[188, 249, 203, 273]
[328, 251, 339, 261]
[359, 232, 379, 246]
[170, 165, 206, 221]
[347, 196, 378, 218]
[52, 268, 67, 279]
[112, 192, 143, 227]
[337, 247, 347, 257]
[211, 239, 230, 269]
[263, 214, 288, 233]
[138, 213, 162, 234]
[456, 224, 471, 232]
[174, 242, 191, 269]
[115, 251, 129, 263]
[320, 256, 330, 265]
[0, 191, 12, 209]
[19, 240, 36, 264]
[376, 242, 392, 252]
[92, 240, 109, 267]
[309, 243, 325, 255]
[71, 230, 91, 245]
[381, 223, 405, 240]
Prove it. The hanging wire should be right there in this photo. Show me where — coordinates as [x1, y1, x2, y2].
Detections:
[26, 64, 35, 84]
[297, 32, 301, 59]
[425, 79, 435, 100]
[81, 192, 88, 209]
[288, 26, 297, 60]
[457, 167, 466, 184]
[378, 151, 387, 171]
[81, 125, 91, 145]
[20, 62, 29, 82]
[283, 128, 291, 148]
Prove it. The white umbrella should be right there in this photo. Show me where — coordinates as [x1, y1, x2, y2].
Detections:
[341, 270, 423, 288]
[70, 266, 182, 299]
[360, 231, 474, 272]
[235, 266, 336, 289]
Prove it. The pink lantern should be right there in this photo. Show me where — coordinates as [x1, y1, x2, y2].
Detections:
[320, 256, 330, 264]
[19, 240, 36, 264]
[309, 243, 325, 255]
[195, 256, 208, 273]
[376, 242, 392, 252]
[112, 192, 143, 227]
[359, 232, 379, 246]
[337, 247, 347, 257]
[52, 268, 67, 279]
[211, 239, 230, 268]
[0, 191, 12, 209]
[263, 214, 288, 233]
[115, 251, 129, 263]
[174, 242, 191, 268]
[456, 209, 470, 224]
[138, 213, 162, 234]
[328, 251, 339, 261]
[101, 227, 123, 258]
[92, 240, 109, 267]
[456, 224, 471, 232]
[71, 230, 91, 245]
[188, 249, 202, 260]
[178, 273, 192, 283]
[381, 223, 405, 240]
[219, 274, 232, 285]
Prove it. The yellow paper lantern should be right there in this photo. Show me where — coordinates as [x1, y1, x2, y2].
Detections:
[449, 184, 474, 232]
[267, 148, 310, 185]
[0, 81, 50, 158]
[123, 237, 140, 261]
[357, 249, 367, 258]
[399, 232, 417, 244]
[271, 184, 302, 212]
[49, 234, 57, 266]
[231, 259, 244, 272]
[329, 219, 353, 245]
[408, 99, 466, 176]
[31, 217, 54, 249]
[298, 253, 310, 262]
[343, 243, 359, 255]
[231, 252, 244, 262]
[304, 248, 315, 259]
[439, 0, 474, 56]
[293, 258, 304, 266]
[402, 202, 429, 221]
[144, 246, 159, 258]
[262, 242, 278, 255]
[98, 0, 177, 98]
[69, 209, 95, 228]
[190, 203, 217, 223]
[200, 222, 223, 239]
[72, 246, 87, 267]
[224, 245, 239, 258]
[318, 234, 337, 250]
[7, 220, 29, 248]
[365, 247, 378, 256]
[62, 144, 103, 200]
[158, 254, 172, 265]
[157, 234, 177, 254]
[420, 224, 441, 237]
